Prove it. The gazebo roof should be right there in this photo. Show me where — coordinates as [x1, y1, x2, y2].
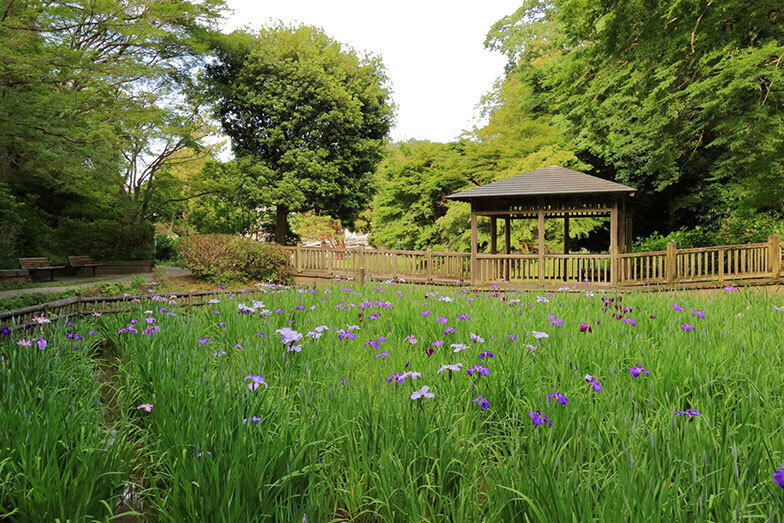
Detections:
[446, 165, 636, 202]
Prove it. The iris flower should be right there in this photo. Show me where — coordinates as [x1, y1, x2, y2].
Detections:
[774, 465, 784, 489]
[137, 404, 154, 412]
[676, 409, 701, 417]
[681, 324, 694, 331]
[243, 375, 268, 391]
[470, 333, 484, 343]
[547, 392, 569, 405]
[466, 365, 489, 377]
[472, 395, 490, 410]
[579, 322, 593, 333]
[437, 363, 463, 373]
[529, 411, 551, 427]
[479, 351, 494, 359]
[629, 366, 651, 377]
[374, 352, 391, 359]
[584, 374, 602, 391]
[451, 344, 468, 352]
[410, 385, 434, 400]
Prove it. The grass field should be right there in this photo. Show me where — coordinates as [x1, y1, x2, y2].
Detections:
[2, 282, 784, 521]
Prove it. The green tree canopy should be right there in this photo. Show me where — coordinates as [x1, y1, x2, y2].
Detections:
[205, 23, 394, 244]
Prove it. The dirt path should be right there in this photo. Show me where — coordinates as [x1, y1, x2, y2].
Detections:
[0, 266, 190, 300]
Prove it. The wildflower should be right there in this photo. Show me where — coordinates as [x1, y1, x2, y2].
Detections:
[548, 316, 563, 327]
[451, 343, 469, 352]
[31, 315, 50, 325]
[410, 385, 435, 400]
[584, 374, 602, 392]
[288, 345, 302, 353]
[243, 416, 262, 424]
[579, 322, 592, 333]
[243, 375, 268, 391]
[466, 365, 489, 377]
[692, 310, 705, 319]
[87, 330, 97, 336]
[421, 310, 431, 317]
[208, 299, 220, 304]
[629, 366, 651, 377]
[337, 330, 356, 341]
[536, 296, 549, 303]
[16, 339, 33, 346]
[137, 404, 153, 412]
[437, 363, 463, 373]
[34, 338, 47, 350]
[529, 411, 551, 427]
[774, 465, 784, 489]
[196, 451, 212, 457]
[374, 352, 391, 359]
[681, 324, 694, 332]
[457, 314, 471, 321]
[531, 331, 549, 339]
[234, 344, 244, 350]
[479, 351, 494, 359]
[671, 304, 684, 311]
[469, 332, 484, 343]
[723, 286, 738, 292]
[547, 392, 569, 405]
[623, 318, 637, 326]
[386, 372, 403, 384]
[675, 409, 701, 417]
[443, 327, 456, 335]
[198, 337, 213, 344]
[472, 395, 490, 410]
[434, 316, 448, 324]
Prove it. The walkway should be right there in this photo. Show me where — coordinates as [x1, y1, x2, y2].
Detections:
[0, 266, 190, 300]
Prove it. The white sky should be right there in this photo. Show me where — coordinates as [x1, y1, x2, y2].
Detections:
[222, 0, 521, 143]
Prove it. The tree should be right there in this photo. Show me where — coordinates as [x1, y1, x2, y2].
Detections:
[205, 23, 394, 244]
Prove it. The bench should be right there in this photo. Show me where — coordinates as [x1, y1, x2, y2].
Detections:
[19, 257, 66, 281]
[68, 256, 101, 277]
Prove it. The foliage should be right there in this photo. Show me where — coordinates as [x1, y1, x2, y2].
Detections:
[487, 1, 784, 237]
[7, 284, 783, 518]
[178, 235, 292, 284]
[205, 23, 394, 243]
[0, 291, 78, 312]
[53, 220, 155, 261]
[155, 234, 180, 263]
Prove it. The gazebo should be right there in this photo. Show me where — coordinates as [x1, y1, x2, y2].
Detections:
[446, 165, 637, 286]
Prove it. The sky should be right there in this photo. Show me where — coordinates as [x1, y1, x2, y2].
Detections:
[222, 0, 521, 143]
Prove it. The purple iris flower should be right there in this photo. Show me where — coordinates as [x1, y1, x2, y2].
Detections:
[198, 337, 213, 344]
[243, 375, 268, 391]
[243, 416, 263, 424]
[466, 365, 489, 377]
[479, 351, 494, 359]
[470, 333, 484, 343]
[472, 395, 490, 410]
[438, 363, 463, 373]
[774, 465, 784, 489]
[374, 352, 391, 359]
[629, 366, 651, 377]
[421, 311, 431, 317]
[623, 318, 637, 326]
[693, 310, 705, 319]
[579, 322, 592, 333]
[443, 327, 456, 335]
[584, 374, 602, 391]
[547, 392, 569, 405]
[681, 324, 694, 331]
[528, 411, 551, 427]
[457, 314, 471, 321]
[671, 304, 684, 311]
[723, 286, 739, 292]
[337, 330, 356, 341]
[675, 409, 701, 417]
[405, 334, 417, 344]
[411, 385, 435, 400]
[137, 403, 153, 412]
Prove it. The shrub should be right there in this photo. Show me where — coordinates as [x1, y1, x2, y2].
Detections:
[54, 219, 155, 260]
[154, 234, 179, 261]
[178, 234, 292, 284]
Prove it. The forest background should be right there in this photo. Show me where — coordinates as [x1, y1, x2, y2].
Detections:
[2, 0, 783, 268]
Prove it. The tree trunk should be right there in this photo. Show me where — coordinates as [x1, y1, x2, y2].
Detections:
[275, 204, 289, 244]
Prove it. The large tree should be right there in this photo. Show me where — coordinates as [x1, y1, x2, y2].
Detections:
[206, 24, 394, 244]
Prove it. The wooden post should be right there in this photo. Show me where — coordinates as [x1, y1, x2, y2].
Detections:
[563, 213, 569, 282]
[610, 200, 618, 286]
[490, 217, 497, 254]
[538, 209, 545, 284]
[470, 209, 478, 285]
[504, 216, 511, 281]
[666, 242, 677, 284]
[357, 245, 365, 285]
[296, 242, 303, 273]
[426, 246, 433, 281]
[769, 235, 781, 279]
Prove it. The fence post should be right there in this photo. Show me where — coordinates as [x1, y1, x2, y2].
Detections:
[666, 243, 677, 284]
[427, 246, 433, 282]
[718, 248, 725, 284]
[296, 242, 303, 273]
[769, 234, 781, 279]
[357, 245, 366, 286]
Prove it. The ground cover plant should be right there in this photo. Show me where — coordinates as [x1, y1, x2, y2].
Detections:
[2, 282, 784, 520]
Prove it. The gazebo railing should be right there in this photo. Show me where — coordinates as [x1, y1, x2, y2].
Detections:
[282, 235, 781, 288]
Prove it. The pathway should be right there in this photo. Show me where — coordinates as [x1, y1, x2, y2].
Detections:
[0, 266, 190, 300]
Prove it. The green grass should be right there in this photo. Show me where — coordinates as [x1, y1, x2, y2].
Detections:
[2, 283, 784, 520]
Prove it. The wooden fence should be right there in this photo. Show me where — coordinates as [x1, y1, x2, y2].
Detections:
[285, 235, 783, 288]
[0, 289, 267, 328]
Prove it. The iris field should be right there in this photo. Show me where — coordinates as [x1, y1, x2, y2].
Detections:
[2, 282, 784, 521]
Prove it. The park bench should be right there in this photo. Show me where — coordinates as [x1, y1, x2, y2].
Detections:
[68, 256, 101, 277]
[19, 257, 66, 281]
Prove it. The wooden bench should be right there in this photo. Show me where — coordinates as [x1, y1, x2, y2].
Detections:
[19, 257, 66, 281]
[68, 256, 101, 277]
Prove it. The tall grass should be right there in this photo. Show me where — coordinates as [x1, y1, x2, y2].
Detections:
[2, 283, 784, 520]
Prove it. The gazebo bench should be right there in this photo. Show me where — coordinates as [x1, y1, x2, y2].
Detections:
[19, 257, 66, 281]
[68, 256, 101, 277]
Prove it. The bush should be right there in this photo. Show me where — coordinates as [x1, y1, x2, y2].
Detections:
[178, 234, 292, 284]
[154, 234, 179, 262]
[633, 227, 719, 252]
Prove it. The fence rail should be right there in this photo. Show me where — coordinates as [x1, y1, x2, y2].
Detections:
[286, 235, 782, 288]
